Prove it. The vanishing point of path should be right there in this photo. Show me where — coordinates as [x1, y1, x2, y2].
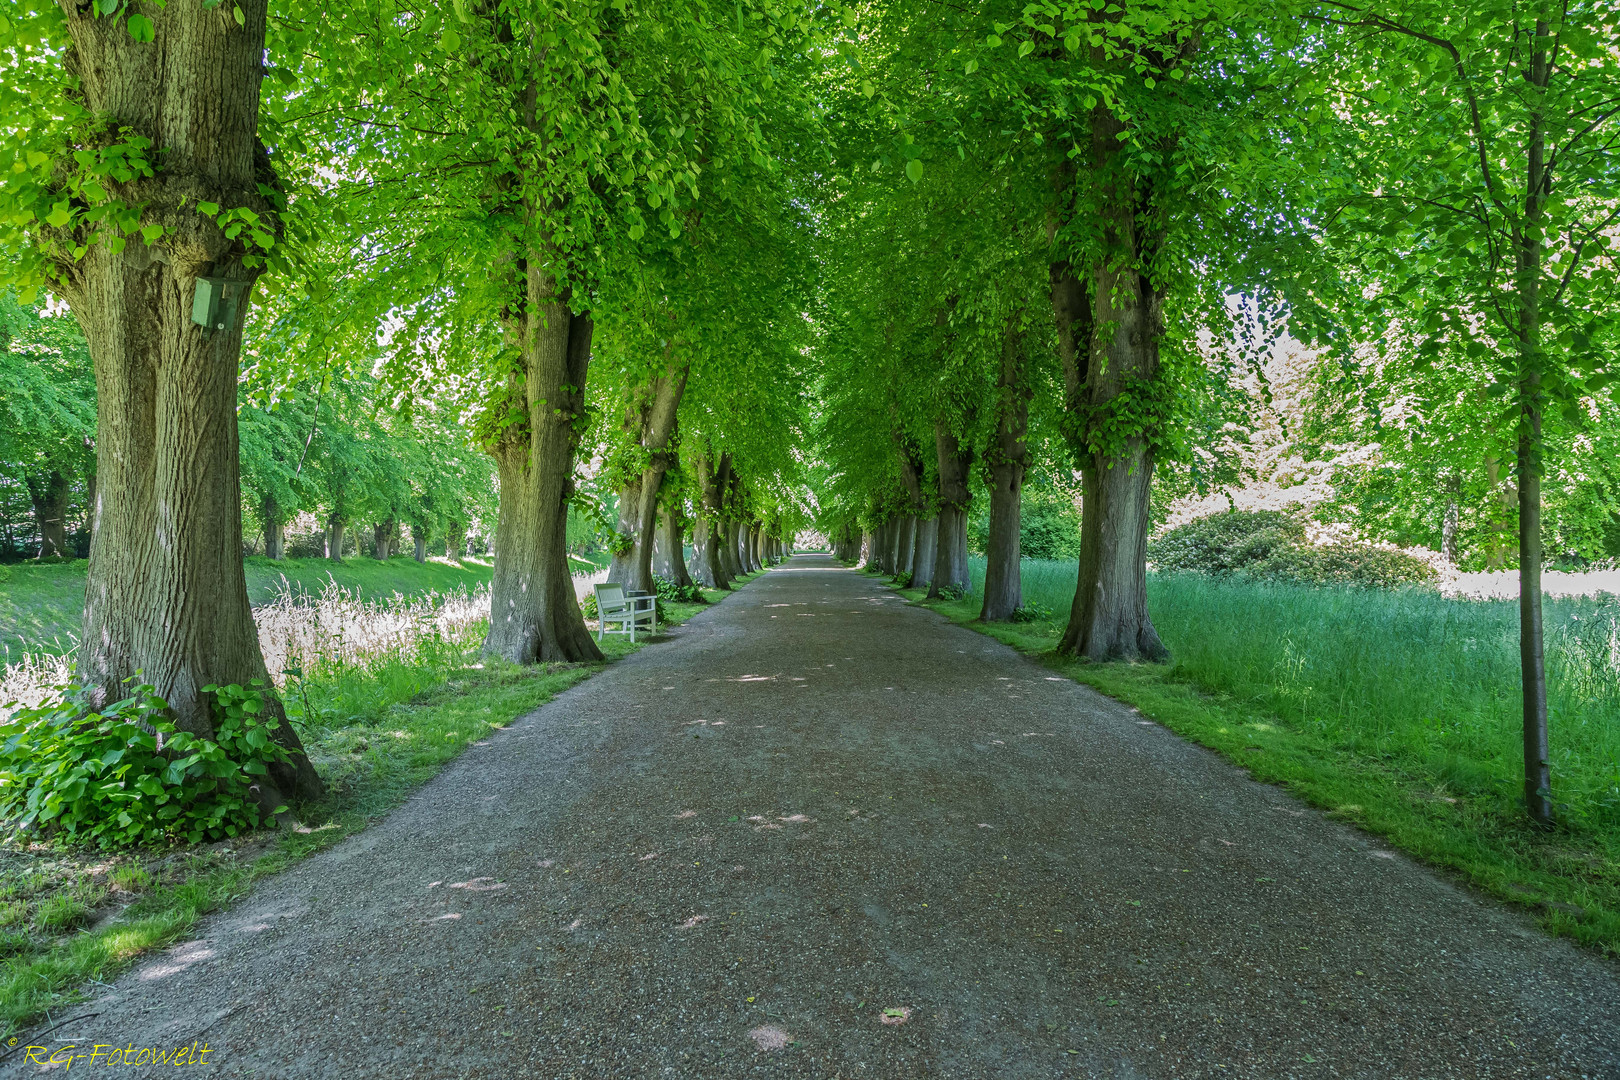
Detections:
[23, 556, 1620, 1079]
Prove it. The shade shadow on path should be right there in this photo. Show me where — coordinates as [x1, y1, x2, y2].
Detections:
[22, 555, 1620, 1079]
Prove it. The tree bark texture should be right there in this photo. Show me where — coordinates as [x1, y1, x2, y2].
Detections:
[413, 532, 427, 563]
[56, 0, 320, 799]
[860, 530, 877, 567]
[930, 422, 974, 598]
[1051, 121, 1168, 662]
[981, 319, 1031, 622]
[482, 277, 603, 665]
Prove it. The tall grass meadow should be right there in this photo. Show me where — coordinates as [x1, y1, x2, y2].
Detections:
[963, 556, 1620, 829]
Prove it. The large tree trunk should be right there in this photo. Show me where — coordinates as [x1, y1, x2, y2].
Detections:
[912, 516, 938, 591]
[482, 281, 603, 665]
[929, 423, 974, 598]
[55, 0, 320, 800]
[413, 530, 427, 563]
[981, 318, 1031, 622]
[27, 470, 70, 558]
[860, 530, 877, 567]
[1051, 124, 1168, 662]
[262, 496, 284, 561]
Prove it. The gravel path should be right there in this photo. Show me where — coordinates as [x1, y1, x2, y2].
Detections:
[18, 555, 1620, 1079]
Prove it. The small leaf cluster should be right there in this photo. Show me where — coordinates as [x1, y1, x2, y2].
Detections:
[0, 681, 291, 849]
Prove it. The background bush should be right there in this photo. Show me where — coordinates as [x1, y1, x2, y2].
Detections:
[1148, 510, 1434, 589]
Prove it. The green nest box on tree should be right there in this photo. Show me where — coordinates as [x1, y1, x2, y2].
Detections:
[190, 276, 248, 333]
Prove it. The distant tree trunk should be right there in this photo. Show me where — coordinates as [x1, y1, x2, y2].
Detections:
[27, 470, 70, 558]
[860, 530, 877, 567]
[55, 0, 319, 801]
[653, 505, 694, 588]
[1441, 475, 1460, 565]
[374, 520, 395, 560]
[413, 529, 427, 563]
[327, 514, 346, 562]
[690, 453, 731, 589]
[482, 282, 602, 665]
[262, 496, 284, 561]
[747, 522, 763, 573]
[894, 515, 916, 580]
[912, 516, 938, 591]
[606, 363, 689, 593]
[981, 318, 1031, 622]
[869, 520, 889, 574]
[930, 423, 974, 598]
[446, 520, 466, 561]
[719, 516, 742, 581]
[1049, 132, 1168, 663]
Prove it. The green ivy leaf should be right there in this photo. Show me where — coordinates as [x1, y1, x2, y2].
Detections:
[905, 158, 922, 183]
[126, 12, 155, 41]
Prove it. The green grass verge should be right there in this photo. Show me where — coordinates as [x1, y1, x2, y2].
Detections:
[893, 579, 1620, 959]
[0, 574, 745, 1036]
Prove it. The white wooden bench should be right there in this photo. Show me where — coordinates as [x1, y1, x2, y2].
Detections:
[594, 583, 657, 642]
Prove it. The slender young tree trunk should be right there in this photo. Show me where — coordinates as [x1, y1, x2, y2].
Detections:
[53, 0, 319, 800]
[263, 496, 284, 561]
[1050, 125, 1168, 662]
[1441, 476, 1460, 565]
[482, 277, 603, 664]
[27, 470, 70, 558]
[1516, 23, 1552, 825]
[981, 319, 1031, 622]
[930, 423, 974, 597]
[912, 516, 938, 591]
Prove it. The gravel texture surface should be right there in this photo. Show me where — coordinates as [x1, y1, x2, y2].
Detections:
[15, 555, 1620, 1079]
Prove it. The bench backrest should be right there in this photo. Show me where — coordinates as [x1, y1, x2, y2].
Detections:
[594, 583, 625, 610]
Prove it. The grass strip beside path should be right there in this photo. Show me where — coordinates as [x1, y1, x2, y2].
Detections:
[897, 578, 1620, 959]
[0, 579, 746, 1036]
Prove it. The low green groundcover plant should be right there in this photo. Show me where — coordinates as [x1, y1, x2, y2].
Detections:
[0, 681, 293, 848]
[1149, 509, 1435, 589]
